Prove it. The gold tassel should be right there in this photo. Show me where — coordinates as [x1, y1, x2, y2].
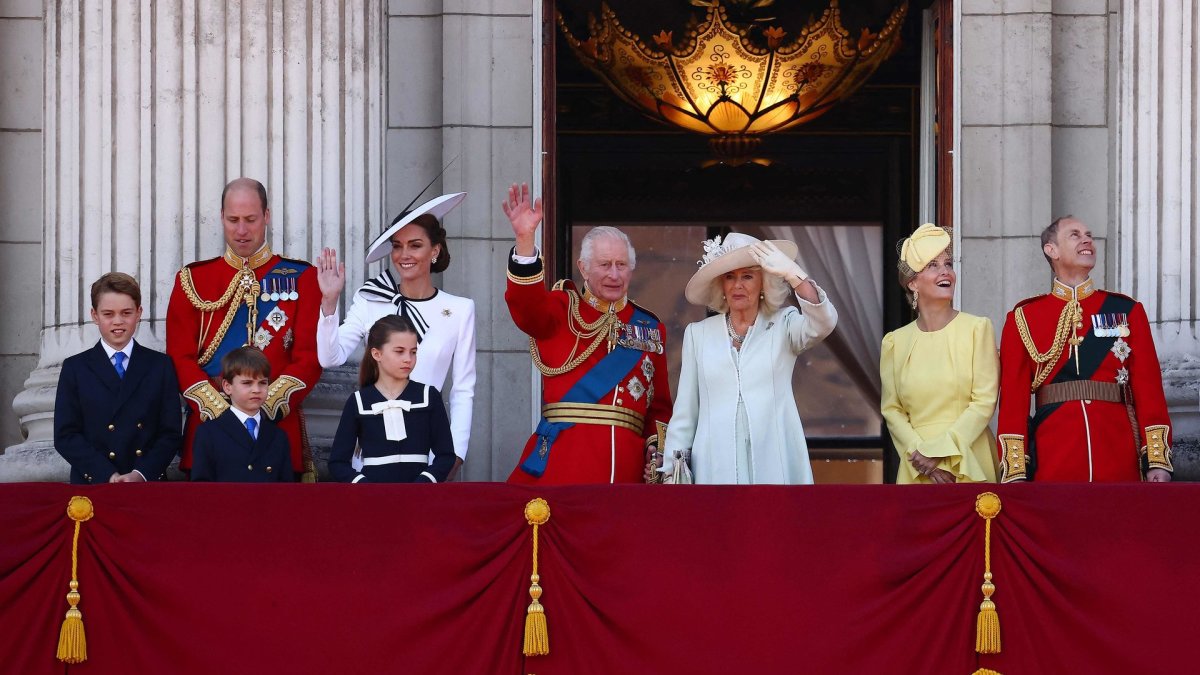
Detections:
[972, 670, 1002, 675]
[974, 492, 1002, 655]
[57, 496, 94, 664]
[522, 498, 551, 657]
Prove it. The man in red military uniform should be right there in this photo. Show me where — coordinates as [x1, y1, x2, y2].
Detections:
[501, 183, 672, 484]
[997, 215, 1172, 482]
[167, 178, 323, 479]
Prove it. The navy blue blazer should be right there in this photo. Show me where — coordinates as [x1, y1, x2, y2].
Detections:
[190, 410, 294, 482]
[328, 381, 455, 483]
[54, 340, 184, 484]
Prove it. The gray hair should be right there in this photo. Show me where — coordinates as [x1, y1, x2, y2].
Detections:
[704, 268, 792, 314]
[579, 226, 637, 269]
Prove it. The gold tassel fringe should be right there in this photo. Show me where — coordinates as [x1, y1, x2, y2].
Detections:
[974, 492, 1002, 655]
[522, 498, 551, 657]
[57, 496, 94, 664]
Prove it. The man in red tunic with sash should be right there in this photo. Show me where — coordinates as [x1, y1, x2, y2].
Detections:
[501, 183, 672, 484]
[997, 215, 1172, 482]
[167, 178, 323, 480]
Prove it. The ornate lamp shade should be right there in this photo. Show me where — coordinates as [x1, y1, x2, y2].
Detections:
[559, 0, 909, 162]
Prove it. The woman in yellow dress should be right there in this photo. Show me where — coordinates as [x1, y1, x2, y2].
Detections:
[880, 224, 999, 484]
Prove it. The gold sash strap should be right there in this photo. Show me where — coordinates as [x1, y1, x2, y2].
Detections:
[1035, 380, 1123, 408]
[541, 402, 644, 435]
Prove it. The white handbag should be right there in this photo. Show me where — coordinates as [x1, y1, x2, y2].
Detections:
[663, 449, 693, 485]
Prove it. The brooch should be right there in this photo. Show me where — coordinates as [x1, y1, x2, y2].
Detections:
[442, 308, 452, 317]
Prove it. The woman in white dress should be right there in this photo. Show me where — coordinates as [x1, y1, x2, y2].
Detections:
[657, 233, 837, 484]
[316, 193, 476, 478]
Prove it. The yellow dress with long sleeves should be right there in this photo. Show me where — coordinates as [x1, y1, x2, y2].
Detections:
[880, 312, 999, 483]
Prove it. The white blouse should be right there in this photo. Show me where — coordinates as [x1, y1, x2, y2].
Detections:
[317, 272, 477, 460]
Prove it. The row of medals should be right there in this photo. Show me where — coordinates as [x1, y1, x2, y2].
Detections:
[1092, 313, 1130, 338]
[260, 277, 299, 302]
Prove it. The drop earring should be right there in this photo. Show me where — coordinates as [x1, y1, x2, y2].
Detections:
[911, 290, 919, 311]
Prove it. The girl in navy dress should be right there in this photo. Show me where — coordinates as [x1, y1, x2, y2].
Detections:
[328, 315, 456, 483]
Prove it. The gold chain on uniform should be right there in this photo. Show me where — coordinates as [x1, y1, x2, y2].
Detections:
[179, 266, 261, 367]
[529, 291, 620, 377]
[1014, 299, 1083, 391]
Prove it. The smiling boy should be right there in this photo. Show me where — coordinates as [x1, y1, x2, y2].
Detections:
[53, 273, 183, 483]
[190, 346, 293, 482]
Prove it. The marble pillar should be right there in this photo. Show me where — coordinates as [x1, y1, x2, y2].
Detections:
[2, 0, 384, 481]
[1115, 0, 1200, 446]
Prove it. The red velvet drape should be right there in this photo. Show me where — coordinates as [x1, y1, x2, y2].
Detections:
[1, 483, 1196, 674]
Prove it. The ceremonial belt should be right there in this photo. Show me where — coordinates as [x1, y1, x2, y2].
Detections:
[519, 304, 654, 478]
[541, 403, 645, 435]
[1036, 380, 1124, 408]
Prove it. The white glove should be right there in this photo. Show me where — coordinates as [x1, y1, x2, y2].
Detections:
[750, 241, 807, 282]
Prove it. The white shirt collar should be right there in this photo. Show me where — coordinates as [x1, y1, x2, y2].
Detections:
[100, 339, 135, 363]
[227, 405, 262, 428]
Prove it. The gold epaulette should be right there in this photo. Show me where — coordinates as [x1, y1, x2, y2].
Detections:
[183, 380, 229, 421]
[262, 375, 306, 420]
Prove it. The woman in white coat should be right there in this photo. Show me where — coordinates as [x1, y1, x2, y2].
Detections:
[658, 233, 837, 484]
[316, 193, 476, 479]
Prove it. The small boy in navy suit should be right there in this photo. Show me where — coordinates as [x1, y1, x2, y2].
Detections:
[191, 346, 293, 482]
[54, 273, 184, 484]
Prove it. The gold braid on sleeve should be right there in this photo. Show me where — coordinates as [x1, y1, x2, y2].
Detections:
[1014, 300, 1082, 391]
[179, 267, 261, 367]
[183, 381, 230, 421]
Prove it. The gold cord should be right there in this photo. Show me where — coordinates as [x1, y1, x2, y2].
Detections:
[1014, 299, 1082, 391]
[179, 266, 262, 366]
[529, 291, 618, 376]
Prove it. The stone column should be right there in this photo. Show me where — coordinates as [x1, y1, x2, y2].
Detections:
[1115, 0, 1200, 448]
[2, 0, 384, 481]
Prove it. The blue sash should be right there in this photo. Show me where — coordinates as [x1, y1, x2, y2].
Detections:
[200, 259, 300, 377]
[519, 305, 654, 477]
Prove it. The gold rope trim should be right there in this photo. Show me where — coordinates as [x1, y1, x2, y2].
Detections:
[178, 266, 261, 366]
[56, 496, 94, 664]
[523, 498, 551, 657]
[1014, 300, 1082, 391]
[529, 289, 618, 377]
[975, 492, 1002, 655]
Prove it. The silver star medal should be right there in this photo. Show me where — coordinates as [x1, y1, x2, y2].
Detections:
[626, 375, 645, 402]
[253, 327, 273, 349]
[641, 355, 655, 382]
[1111, 336, 1131, 386]
[266, 306, 288, 332]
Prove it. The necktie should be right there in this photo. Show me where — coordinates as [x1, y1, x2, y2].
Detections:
[245, 417, 257, 441]
[113, 352, 126, 379]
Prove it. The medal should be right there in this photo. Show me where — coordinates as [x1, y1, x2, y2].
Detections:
[289, 277, 299, 301]
[270, 277, 281, 302]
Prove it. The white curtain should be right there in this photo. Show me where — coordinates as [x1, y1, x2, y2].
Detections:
[746, 224, 885, 404]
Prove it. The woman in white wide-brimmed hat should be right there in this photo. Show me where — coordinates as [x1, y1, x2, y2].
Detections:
[880, 223, 999, 484]
[316, 192, 476, 479]
[655, 232, 838, 485]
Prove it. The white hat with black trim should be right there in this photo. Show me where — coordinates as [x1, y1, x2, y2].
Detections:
[364, 192, 466, 264]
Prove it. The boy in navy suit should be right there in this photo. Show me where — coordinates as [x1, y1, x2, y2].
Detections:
[191, 346, 293, 482]
[54, 273, 184, 484]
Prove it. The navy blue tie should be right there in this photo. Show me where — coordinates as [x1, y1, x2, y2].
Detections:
[113, 352, 126, 379]
[245, 417, 257, 441]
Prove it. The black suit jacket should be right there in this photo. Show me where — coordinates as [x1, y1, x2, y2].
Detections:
[54, 341, 184, 484]
[190, 411, 294, 482]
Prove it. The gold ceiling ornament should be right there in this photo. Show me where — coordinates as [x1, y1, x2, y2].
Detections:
[558, 0, 909, 163]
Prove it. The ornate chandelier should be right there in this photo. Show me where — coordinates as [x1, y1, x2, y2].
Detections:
[558, 0, 909, 163]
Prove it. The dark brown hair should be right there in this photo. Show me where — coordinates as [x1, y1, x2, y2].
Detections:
[221, 346, 271, 382]
[90, 272, 142, 309]
[359, 315, 419, 387]
[392, 212, 451, 273]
